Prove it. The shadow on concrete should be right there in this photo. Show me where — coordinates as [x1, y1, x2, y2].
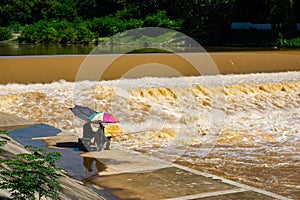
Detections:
[6, 123, 61, 149]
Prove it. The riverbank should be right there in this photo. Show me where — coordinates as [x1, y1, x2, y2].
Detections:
[0, 113, 292, 200]
[0, 112, 107, 200]
[1, 51, 300, 84]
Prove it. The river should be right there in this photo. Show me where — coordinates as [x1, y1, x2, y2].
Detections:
[0, 47, 299, 199]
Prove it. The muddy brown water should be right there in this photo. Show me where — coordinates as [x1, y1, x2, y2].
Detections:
[0, 51, 299, 199]
[0, 51, 300, 84]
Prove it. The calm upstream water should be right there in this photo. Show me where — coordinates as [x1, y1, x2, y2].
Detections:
[0, 42, 186, 56]
[0, 41, 287, 56]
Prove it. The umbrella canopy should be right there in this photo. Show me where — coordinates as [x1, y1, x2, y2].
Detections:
[88, 112, 119, 123]
[69, 105, 97, 121]
[70, 105, 119, 123]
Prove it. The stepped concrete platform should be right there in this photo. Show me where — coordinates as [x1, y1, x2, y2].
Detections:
[81, 148, 292, 200]
[0, 112, 293, 200]
[0, 112, 35, 131]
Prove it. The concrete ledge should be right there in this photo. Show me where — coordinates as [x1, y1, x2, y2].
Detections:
[82, 146, 292, 200]
[0, 112, 35, 131]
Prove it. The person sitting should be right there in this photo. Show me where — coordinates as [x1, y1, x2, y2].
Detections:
[95, 122, 111, 150]
[82, 121, 95, 139]
[82, 120, 111, 151]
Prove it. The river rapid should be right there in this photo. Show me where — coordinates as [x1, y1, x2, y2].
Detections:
[0, 71, 299, 199]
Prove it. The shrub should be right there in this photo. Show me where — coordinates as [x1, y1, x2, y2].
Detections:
[283, 37, 300, 48]
[55, 20, 77, 44]
[144, 10, 183, 30]
[19, 19, 97, 44]
[8, 22, 22, 33]
[75, 25, 95, 43]
[90, 16, 127, 37]
[0, 27, 12, 41]
[0, 145, 62, 200]
[125, 19, 144, 29]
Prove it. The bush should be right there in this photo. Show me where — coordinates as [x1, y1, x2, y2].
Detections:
[144, 10, 183, 30]
[76, 25, 95, 43]
[18, 19, 96, 44]
[0, 27, 12, 41]
[18, 20, 49, 43]
[0, 145, 62, 200]
[90, 16, 127, 37]
[283, 37, 300, 48]
[55, 19, 77, 44]
[125, 19, 144, 29]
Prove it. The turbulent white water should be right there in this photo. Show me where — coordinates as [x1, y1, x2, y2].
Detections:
[0, 71, 300, 198]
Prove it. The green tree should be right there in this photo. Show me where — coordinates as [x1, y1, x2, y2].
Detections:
[0, 0, 33, 26]
[76, 0, 97, 19]
[57, 20, 77, 44]
[167, 0, 235, 44]
[232, 0, 269, 22]
[0, 146, 62, 200]
[268, 0, 298, 39]
[76, 25, 95, 43]
[0, 28, 12, 41]
[144, 10, 183, 30]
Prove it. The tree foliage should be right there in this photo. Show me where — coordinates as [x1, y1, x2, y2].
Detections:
[0, 0, 300, 45]
[0, 28, 12, 41]
[0, 145, 62, 200]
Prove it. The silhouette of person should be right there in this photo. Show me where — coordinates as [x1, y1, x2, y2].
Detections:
[95, 122, 111, 150]
[82, 120, 111, 151]
[82, 121, 95, 139]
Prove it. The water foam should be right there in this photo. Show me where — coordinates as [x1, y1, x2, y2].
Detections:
[1, 71, 300, 197]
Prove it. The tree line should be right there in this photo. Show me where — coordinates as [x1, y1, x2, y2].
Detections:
[1, 0, 300, 46]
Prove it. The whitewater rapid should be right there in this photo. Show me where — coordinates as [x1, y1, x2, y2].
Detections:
[0, 71, 299, 198]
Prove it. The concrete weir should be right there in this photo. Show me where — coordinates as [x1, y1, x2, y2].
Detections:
[1, 51, 300, 84]
[82, 147, 292, 200]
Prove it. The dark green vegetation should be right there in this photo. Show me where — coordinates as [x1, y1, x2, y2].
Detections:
[1, 0, 300, 47]
[129, 48, 171, 54]
[0, 132, 62, 200]
[0, 28, 12, 41]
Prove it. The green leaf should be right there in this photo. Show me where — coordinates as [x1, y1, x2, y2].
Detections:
[0, 146, 63, 199]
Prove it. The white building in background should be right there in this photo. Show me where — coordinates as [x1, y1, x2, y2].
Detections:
[231, 22, 300, 30]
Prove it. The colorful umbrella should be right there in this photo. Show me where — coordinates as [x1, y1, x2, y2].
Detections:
[88, 112, 119, 123]
[69, 105, 97, 121]
[70, 105, 119, 123]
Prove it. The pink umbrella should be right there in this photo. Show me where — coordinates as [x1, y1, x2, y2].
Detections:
[88, 112, 119, 123]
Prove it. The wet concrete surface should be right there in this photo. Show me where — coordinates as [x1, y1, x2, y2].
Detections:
[84, 167, 238, 199]
[4, 123, 292, 200]
[198, 191, 277, 200]
[80, 148, 291, 200]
